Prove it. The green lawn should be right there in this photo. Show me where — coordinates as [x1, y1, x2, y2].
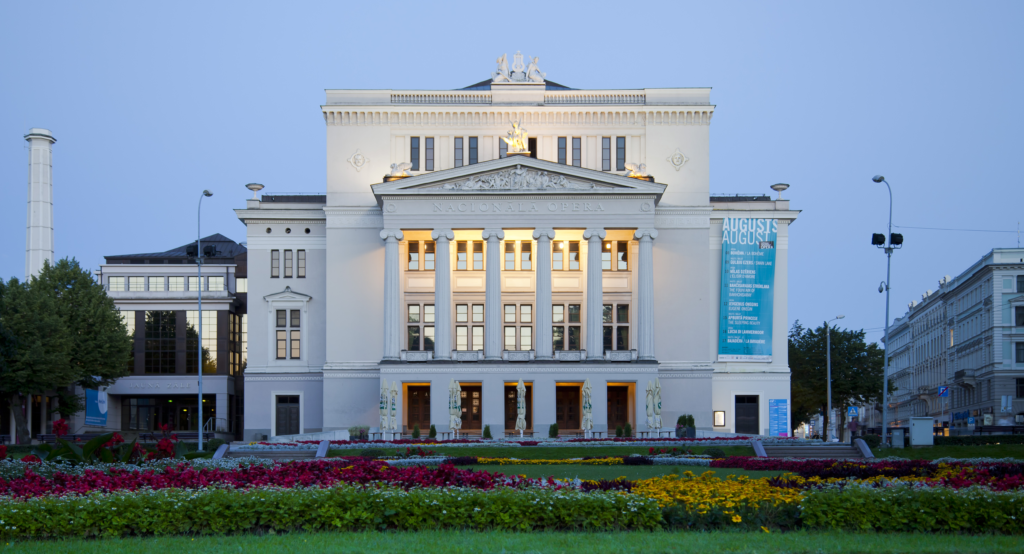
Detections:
[331, 444, 756, 459]
[876, 444, 1024, 460]
[5, 530, 1021, 553]
[460, 464, 783, 481]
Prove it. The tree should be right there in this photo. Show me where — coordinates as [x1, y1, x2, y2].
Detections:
[789, 320, 890, 440]
[0, 259, 133, 443]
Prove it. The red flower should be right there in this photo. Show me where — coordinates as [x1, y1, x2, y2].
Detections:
[0, 445, 6, 460]
[103, 433, 126, 449]
[52, 418, 69, 438]
[20, 454, 41, 463]
[156, 438, 176, 458]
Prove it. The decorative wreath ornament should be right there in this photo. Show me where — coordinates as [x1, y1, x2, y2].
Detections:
[667, 148, 690, 171]
[347, 149, 369, 172]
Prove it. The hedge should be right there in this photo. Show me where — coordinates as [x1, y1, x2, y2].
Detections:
[800, 485, 1024, 533]
[0, 485, 662, 538]
[935, 435, 1024, 446]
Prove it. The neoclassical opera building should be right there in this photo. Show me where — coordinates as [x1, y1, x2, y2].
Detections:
[236, 54, 800, 440]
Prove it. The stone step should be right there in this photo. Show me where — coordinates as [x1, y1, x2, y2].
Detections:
[763, 446, 864, 458]
[225, 450, 318, 460]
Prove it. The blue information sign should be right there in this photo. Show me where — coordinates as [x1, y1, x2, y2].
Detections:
[769, 399, 788, 437]
[84, 389, 108, 427]
[938, 386, 950, 397]
[847, 406, 859, 418]
[718, 218, 778, 362]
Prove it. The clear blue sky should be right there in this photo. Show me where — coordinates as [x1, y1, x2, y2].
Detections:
[2, 1, 1022, 344]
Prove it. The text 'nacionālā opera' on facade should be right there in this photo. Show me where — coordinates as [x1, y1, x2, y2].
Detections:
[231, 53, 801, 440]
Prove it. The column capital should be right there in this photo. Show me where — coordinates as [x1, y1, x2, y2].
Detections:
[431, 229, 454, 241]
[380, 229, 404, 241]
[481, 229, 505, 241]
[582, 228, 606, 240]
[532, 228, 556, 240]
[634, 229, 659, 240]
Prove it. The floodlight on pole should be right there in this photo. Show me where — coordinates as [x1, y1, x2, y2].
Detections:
[196, 190, 212, 450]
[869, 175, 900, 445]
[826, 315, 845, 442]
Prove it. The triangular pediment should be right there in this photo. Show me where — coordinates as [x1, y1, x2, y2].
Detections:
[263, 286, 312, 302]
[371, 156, 666, 203]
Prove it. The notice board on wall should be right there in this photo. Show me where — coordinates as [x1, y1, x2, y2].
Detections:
[718, 218, 778, 362]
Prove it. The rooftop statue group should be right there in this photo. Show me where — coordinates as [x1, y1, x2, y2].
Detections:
[492, 51, 545, 84]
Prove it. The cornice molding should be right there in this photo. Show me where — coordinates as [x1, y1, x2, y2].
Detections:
[379, 364, 659, 374]
[245, 375, 324, 382]
[321, 108, 714, 128]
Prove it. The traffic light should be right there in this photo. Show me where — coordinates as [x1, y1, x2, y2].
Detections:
[871, 233, 886, 246]
[890, 233, 903, 246]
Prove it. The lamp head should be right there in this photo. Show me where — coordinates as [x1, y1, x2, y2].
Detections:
[872, 175, 885, 183]
[837, 315, 845, 320]
[770, 183, 790, 200]
[203, 190, 213, 197]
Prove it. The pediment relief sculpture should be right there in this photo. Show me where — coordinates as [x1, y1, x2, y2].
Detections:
[434, 167, 602, 191]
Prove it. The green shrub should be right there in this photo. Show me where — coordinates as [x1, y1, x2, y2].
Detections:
[860, 434, 881, 449]
[205, 438, 225, 452]
[358, 448, 386, 459]
[483, 425, 492, 439]
[348, 426, 369, 441]
[624, 422, 633, 437]
[687, 415, 695, 427]
[548, 423, 559, 439]
[0, 485, 662, 538]
[616, 425, 623, 438]
[702, 447, 725, 458]
[428, 424, 437, 439]
[676, 415, 686, 426]
[935, 435, 1024, 446]
[412, 424, 420, 439]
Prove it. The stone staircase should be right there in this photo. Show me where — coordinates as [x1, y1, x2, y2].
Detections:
[762, 442, 871, 459]
[215, 440, 330, 461]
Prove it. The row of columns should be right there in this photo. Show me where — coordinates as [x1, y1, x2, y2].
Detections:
[381, 228, 657, 362]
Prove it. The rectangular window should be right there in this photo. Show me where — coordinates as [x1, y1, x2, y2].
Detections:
[568, 326, 581, 350]
[521, 327, 532, 350]
[568, 241, 580, 270]
[505, 242, 515, 270]
[424, 326, 434, 351]
[456, 241, 467, 270]
[504, 305, 516, 323]
[408, 305, 420, 323]
[569, 304, 581, 323]
[186, 310, 217, 374]
[616, 137, 626, 171]
[1016, 306, 1024, 327]
[558, 137, 567, 164]
[572, 137, 581, 167]
[473, 241, 483, 270]
[552, 305, 564, 323]
[424, 305, 435, 323]
[168, 277, 184, 292]
[424, 137, 434, 171]
[290, 310, 300, 329]
[1017, 343, 1024, 364]
[602, 241, 612, 270]
[468, 137, 478, 165]
[472, 326, 484, 350]
[297, 251, 306, 278]
[617, 241, 629, 270]
[148, 276, 164, 291]
[603, 325, 613, 352]
[603, 304, 613, 323]
[504, 326, 516, 350]
[454, 137, 464, 168]
[144, 311, 176, 374]
[277, 331, 287, 359]
[128, 277, 144, 292]
[208, 276, 224, 292]
[290, 330, 300, 359]
[284, 250, 293, 278]
[408, 242, 419, 271]
[602, 137, 611, 171]
[616, 327, 629, 351]
[456, 304, 468, 323]
[552, 241, 564, 271]
[241, 313, 247, 369]
[456, 326, 468, 350]
[424, 242, 435, 270]
[188, 276, 201, 291]
[276, 309, 287, 328]
[109, 276, 125, 291]
[552, 326, 565, 351]
[521, 242, 532, 270]
[521, 305, 532, 323]
[499, 138, 507, 159]
[408, 326, 421, 351]
[271, 250, 280, 278]
[410, 137, 420, 171]
[472, 304, 484, 323]
[617, 304, 629, 323]
[1018, 275, 1024, 292]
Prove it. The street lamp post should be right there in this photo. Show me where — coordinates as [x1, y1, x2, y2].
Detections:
[197, 190, 213, 451]
[871, 176, 903, 445]
[826, 315, 845, 442]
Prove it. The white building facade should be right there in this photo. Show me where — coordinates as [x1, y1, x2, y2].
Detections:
[235, 57, 800, 440]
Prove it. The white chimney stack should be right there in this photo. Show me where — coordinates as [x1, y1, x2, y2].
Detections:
[24, 128, 56, 280]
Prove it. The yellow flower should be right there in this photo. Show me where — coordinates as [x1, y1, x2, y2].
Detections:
[761, 526, 770, 533]
[732, 515, 742, 523]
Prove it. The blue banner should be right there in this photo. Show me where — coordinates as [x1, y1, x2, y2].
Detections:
[769, 399, 788, 437]
[718, 218, 778, 362]
[85, 389, 108, 427]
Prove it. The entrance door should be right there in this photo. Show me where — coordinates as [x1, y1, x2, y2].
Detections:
[504, 384, 532, 431]
[460, 385, 482, 430]
[406, 386, 430, 432]
[735, 395, 759, 435]
[276, 395, 300, 436]
[607, 386, 629, 432]
[555, 386, 580, 430]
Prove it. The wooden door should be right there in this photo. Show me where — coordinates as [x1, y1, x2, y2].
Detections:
[735, 395, 759, 435]
[460, 386, 482, 430]
[607, 386, 629, 432]
[555, 386, 580, 430]
[275, 395, 300, 435]
[406, 386, 430, 432]
[504, 385, 532, 431]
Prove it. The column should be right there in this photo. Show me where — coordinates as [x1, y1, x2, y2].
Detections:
[635, 229, 658, 361]
[583, 228, 606, 360]
[482, 229, 505, 360]
[432, 229, 454, 361]
[533, 229, 555, 360]
[380, 229, 404, 361]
